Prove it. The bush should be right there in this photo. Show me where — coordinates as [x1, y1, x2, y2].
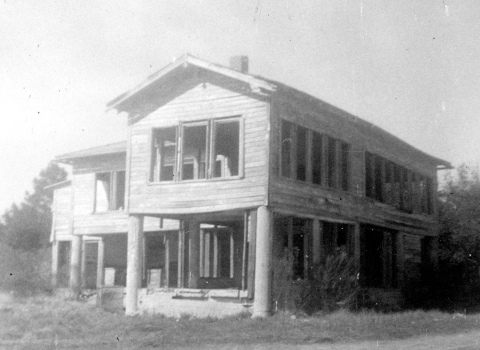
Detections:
[272, 250, 359, 315]
[0, 245, 52, 296]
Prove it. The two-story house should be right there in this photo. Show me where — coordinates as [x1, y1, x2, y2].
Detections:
[50, 54, 450, 317]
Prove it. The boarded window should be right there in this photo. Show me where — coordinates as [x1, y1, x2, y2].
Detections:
[365, 152, 374, 198]
[152, 127, 176, 182]
[95, 171, 125, 212]
[213, 120, 240, 178]
[200, 228, 234, 279]
[182, 124, 208, 180]
[374, 156, 383, 202]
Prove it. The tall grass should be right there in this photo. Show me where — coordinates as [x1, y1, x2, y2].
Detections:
[0, 296, 479, 348]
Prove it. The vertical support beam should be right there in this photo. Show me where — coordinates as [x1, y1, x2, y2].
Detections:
[199, 230, 204, 278]
[312, 219, 321, 265]
[230, 229, 235, 279]
[247, 210, 257, 299]
[354, 223, 361, 278]
[204, 231, 211, 278]
[396, 232, 405, 289]
[242, 211, 248, 291]
[213, 228, 219, 278]
[303, 220, 310, 278]
[126, 215, 144, 315]
[80, 240, 87, 289]
[51, 240, 59, 289]
[188, 221, 200, 288]
[69, 235, 82, 298]
[96, 239, 105, 289]
[177, 222, 185, 288]
[165, 236, 170, 288]
[252, 206, 273, 318]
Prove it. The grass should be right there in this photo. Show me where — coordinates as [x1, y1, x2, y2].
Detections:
[0, 295, 479, 349]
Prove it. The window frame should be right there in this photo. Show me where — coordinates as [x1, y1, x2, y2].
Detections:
[93, 170, 126, 213]
[149, 116, 244, 184]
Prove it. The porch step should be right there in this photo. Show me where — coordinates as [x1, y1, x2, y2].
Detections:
[172, 289, 208, 300]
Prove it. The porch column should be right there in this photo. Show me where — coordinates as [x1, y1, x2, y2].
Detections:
[126, 215, 144, 315]
[69, 235, 82, 298]
[252, 206, 272, 318]
[51, 240, 59, 289]
[96, 239, 105, 289]
[188, 221, 201, 288]
[312, 219, 321, 265]
[80, 240, 87, 288]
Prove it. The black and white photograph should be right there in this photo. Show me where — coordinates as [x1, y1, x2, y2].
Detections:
[1, 1, 479, 349]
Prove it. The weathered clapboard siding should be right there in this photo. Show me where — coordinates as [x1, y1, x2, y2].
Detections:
[269, 91, 438, 236]
[71, 154, 179, 235]
[53, 185, 72, 237]
[128, 80, 269, 215]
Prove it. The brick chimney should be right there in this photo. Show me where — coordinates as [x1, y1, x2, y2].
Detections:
[229, 56, 249, 74]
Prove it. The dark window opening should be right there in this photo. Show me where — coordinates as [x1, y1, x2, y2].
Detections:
[182, 124, 207, 180]
[327, 137, 337, 188]
[281, 120, 294, 178]
[311, 131, 323, 185]
[213, 120, 240, 178]
[362, 225, 396, 288]
[296, 126, 307, 181]
[323, 222, 352, 259]
[374, 156, 383, 202]
[340, 142, 350, 191]
[365, 152, 374, 198]
[200, 228, 234, 279]
[152, 127, 176, 182]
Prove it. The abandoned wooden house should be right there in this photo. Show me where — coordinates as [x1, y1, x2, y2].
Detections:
[50, 54, 451, 317]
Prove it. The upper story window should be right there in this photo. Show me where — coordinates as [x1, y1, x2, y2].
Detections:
[150, 117, 242, 183]
[280, 119, 350, 191]
[95, 171, 125, 212]
[365, 151, 433, 214]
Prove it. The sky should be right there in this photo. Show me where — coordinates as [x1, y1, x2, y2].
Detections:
[1, 0, 479, 214]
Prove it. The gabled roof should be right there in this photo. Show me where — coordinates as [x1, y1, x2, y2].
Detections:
[107, 53, 276, 112]
[106, 54, 451, 169]
[56, 141, 126, 164]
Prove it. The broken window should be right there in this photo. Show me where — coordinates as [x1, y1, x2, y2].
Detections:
[213, 119, 240, 178]
[95, 171, 125, 212]
[151, 117, 241, 182]
[152, 127, 176, 182]
[182, 123, 208, 180]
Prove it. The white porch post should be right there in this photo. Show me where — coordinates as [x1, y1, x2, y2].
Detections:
[126, 215, 144, 315]
[252, 206, 273, 318]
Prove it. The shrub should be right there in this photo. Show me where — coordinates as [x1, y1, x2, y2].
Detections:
[272, 250, 359, 315]
[0, 245, 52, 296]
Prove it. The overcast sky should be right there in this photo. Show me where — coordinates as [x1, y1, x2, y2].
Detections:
[1, 0, 479, 214]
